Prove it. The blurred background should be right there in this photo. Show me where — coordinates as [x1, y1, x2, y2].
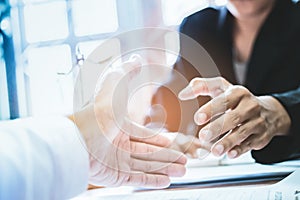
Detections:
[0, 0, 228, 120]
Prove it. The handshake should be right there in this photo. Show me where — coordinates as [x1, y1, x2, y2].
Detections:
[71, 50, 290, 189]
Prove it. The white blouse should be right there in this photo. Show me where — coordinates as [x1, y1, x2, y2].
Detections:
[232, 49, 248, 85]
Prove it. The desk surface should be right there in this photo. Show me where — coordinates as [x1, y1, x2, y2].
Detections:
[73, 160, 300, 199]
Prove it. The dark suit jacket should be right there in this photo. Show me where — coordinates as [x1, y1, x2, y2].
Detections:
[151, 0, 300, 164]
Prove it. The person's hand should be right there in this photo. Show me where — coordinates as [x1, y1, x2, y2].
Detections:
[70, 55, 187, 189]
[157, 132, 202, 158]
[178, 77, 291, 159]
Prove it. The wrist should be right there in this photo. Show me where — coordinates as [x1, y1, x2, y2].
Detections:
[258, 96, 291, 136]
[68, 106, 100, 151]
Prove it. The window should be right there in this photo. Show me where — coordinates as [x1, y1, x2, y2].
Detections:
[10, 0, 224, 117]
[72, 0, 118, 36]
[10, 0, 120, 116]
[161, 0, 209, 26]
[26, 45, 72, 115]
[24, 1, 69, 43]
[0, 58, 10, 120]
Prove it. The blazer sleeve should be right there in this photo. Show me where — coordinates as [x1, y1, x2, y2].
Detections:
[0, 117, 89, 200]
[252, 86, 300, 164]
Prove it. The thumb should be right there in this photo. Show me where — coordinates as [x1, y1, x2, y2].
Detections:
[178, 77, 231, 100]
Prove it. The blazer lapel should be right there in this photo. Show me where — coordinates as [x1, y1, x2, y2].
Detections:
[245, 0, 293, 93]
[217, 8, 237, 84]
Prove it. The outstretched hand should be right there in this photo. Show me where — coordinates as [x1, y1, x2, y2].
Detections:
[179, 77, 291, 159]
[72, 55, 187, 188]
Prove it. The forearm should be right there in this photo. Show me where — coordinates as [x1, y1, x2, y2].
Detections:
[0, 117, 89, 199]
[253, 89, 300, 164]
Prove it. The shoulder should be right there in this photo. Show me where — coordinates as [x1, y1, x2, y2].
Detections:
[287, 1, 300, 35]
[293, 1, 300, 19]
[179, 7, 221, 35]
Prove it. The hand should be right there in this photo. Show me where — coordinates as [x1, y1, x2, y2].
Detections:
[71, 55, 187, 188]
[178, 77, 291, 159]
[158, 132, 202, 158]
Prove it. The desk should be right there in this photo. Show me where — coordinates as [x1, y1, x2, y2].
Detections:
[73, 160, 300, 200]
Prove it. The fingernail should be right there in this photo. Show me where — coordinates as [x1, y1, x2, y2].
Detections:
[178, 86, 194, 100]
[214, 145, 224, 156]
[199, 129, 212, 141]
[195, 113, 207, 125]
[228, 150, 238, 159]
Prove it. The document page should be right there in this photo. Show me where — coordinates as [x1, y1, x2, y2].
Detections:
[171, 162, 296, 185]
[93, 169, 300, 200]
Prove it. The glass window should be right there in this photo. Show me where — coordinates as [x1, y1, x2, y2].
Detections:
[24, 1, 69, 43]
[72, 0, 119, 36]
[76, 40, 104, 59]
[0, 59, 10, 120]
[161, 0, 209, 26]
[26, 45, 73, 115]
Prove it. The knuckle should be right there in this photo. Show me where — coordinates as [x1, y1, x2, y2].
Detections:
[146, 163, 153, 172]
[228, 112, 241, 125]
[190, 77, 201, 86]
[255, 138, 268, 150]
[248, 101, 260, 113]
[129, 159, 135, 169]
[212, 121, 223, 135]
[140, 174, 147, 185]
[257, 116, 265, 124]
[218, 76, 225, 82]
[244, 140, 252, 149]
[238, 126, 248, 139]
[225, 139, 234, 149]
[130, 142, 137, 153]
[218, 94, 229, 108]
[233, 85, 250, 97]
[219, 77, 228, 86]
[257, 117, 267, 131]
[166, 164, 172, 175]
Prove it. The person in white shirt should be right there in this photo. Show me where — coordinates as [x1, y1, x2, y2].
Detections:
[0, 56, 187, 200]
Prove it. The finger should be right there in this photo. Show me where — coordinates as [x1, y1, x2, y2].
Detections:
[175, 136, 203, 158]
[198, 92, 260, 142]
[228, 131, 272, 159]
[130, 141, 187, 164]
[178, 77, 231, 100]
[226, 134, 260, 159]
[124, 119, 172, 147]
[194, 85, 254, 125]
[130, 133, 171, 148]
[125, 172, 170, 188]
[210, 117, 266, 157]
[130, 158, 186, 177]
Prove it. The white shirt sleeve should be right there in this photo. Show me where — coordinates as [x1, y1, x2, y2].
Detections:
[0, 116, 89, 200]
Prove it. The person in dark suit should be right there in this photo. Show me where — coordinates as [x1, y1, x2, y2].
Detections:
[149, 0, 300, 164]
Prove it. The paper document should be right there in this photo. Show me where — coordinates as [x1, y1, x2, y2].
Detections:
[171, 161, 298, 185]
[89, 169, 300, 200]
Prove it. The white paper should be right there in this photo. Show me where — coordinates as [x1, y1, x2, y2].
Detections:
[73, 159, 300, 200]
[85, 169, 300, 200]
[171, 162, 297, 185]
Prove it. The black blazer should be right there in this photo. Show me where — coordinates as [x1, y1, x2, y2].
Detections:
[152, 0, 300, 164]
